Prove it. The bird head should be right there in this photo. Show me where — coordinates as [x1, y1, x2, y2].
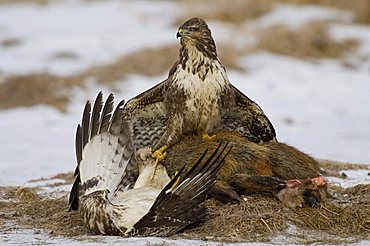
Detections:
[177, 17, 213, 43]
[177, 17, 217, 58]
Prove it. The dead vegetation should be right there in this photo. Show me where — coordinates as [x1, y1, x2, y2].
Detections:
[0, 159, 369, 244]
[179, 0, 370, 25]
[0, 183, 369, 244]
[254, 21, 359, 59]
[1, 38, 23, 47]
[284, 0, 370, 24]
[0, 46, 178, 112]
[1, 0, 369, 25]
[0, 43, 243, 112]
[0, 0, 47, 4]
[177, 0, 274, 26]
[319, 159, 370, 178]
[0, 1, 363, 111]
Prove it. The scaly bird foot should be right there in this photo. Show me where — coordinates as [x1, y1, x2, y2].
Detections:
[152, 145, 168, 163]
[202, 133, 216, 140]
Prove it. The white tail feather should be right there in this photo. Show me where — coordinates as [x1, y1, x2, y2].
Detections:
[79, 132, 132, 198]
[77, 92, 136, 201]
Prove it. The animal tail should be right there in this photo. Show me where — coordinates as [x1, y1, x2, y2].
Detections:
[69, 92, 137, 210]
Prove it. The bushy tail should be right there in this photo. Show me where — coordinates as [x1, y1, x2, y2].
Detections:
[69, 92, 137, 210]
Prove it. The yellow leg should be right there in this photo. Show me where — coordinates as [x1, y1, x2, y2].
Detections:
[202, 133, 216, 140]
[151, 145, 168, 163]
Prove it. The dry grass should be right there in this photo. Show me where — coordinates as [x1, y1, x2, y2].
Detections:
[183, 187, 370, 243]
[0, 45, 178, 112]
[0, 20, 357, 112]
[1, 0, 369, 25]
[1, 158, 369, 241]
[1, 38, 23, 47]
[254, 21, 359, 59]
[0, 0, 47, 4]
[0, 74, 73, 112]
[0, 179, 369, 244]
[178, 0, 274, 25]
[0, 43, 244, 112]
[0, 157, 369, 243]
[318, 159, 370, 179]
[284, 0, 370, 24]
[0, 186, 89, 238]
[0, 1, 364, 111]
[179, 0, 370, 25]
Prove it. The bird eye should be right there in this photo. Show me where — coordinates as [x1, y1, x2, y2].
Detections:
[187, 27, 195, 32]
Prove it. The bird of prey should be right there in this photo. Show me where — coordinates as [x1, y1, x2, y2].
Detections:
[69, 17, 275, 211]
[71, 92, 231, 236]
[123, 17, 276, 154]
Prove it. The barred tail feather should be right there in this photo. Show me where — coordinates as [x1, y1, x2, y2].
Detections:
[69, 92, 136, 210]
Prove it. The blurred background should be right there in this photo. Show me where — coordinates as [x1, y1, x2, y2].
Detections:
[0, 0, 369, 185]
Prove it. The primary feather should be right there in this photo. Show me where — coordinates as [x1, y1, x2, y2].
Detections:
[71, 92, 230, 237]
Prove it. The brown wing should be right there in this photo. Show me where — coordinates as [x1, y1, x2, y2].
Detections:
[221, 84, 276, 143]
[123, 77, 173, 150]
[127, 142, 231, 237]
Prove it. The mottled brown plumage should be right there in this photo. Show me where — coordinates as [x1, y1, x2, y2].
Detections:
[69, 93, 231, 236]
[123, 17, 276, 151]
[164, 131, 327, 208]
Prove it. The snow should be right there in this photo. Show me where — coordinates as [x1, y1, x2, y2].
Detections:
[254, 4, 352, 30]
[0, 76, 157, 186]
[0, 0, 370, 244]
[0, 0, 369, 185]
[0, 227, 277, 246]
[232, 53, 370, 163]
[0, 0, 179, 76]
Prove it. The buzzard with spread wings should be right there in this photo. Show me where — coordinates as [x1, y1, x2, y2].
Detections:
[123, 17, 276, 153]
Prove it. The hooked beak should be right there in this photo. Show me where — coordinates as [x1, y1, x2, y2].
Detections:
[176, 28, 183, 39]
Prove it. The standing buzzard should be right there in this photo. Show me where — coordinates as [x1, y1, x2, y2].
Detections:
[74, 93, 231, 236]
[124, 17, 276, 153]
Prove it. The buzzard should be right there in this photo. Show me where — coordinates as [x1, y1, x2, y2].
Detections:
[124, 17, 276, 154]
[72, 92, 231, 236]
[69, 17, 276, 210]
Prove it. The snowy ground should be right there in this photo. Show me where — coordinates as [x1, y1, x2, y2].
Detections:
[0, 0, 369, 245]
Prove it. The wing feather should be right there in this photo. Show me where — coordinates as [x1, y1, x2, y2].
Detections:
[90, 92, 103, 139]
[98, 93, 114, 134]
[128, 142, 231, 236]
[81, 101, 91, 148]
[69, 92, 137, 211]
[123, 79, 171, 149]
[222, 85, 276, 143]
[69, 125, 83, 211]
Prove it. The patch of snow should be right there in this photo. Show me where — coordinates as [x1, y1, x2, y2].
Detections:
[253, 4, 352, 30]
[0, 224, 270, 246]
[0, 0, 179, 76]
[230, 52, 370, 164]
[0, 74, 159, 186]
[329, 23, 370, 72]
[327, 169, 370, 188]
[0, 0, 369, 187]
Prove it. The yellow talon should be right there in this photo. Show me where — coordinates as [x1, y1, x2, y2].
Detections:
[152, 145, 168, 163]
[202, 133, 216, 140]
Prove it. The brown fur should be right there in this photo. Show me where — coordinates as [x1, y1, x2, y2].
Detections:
[164, 131, 326, 207]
